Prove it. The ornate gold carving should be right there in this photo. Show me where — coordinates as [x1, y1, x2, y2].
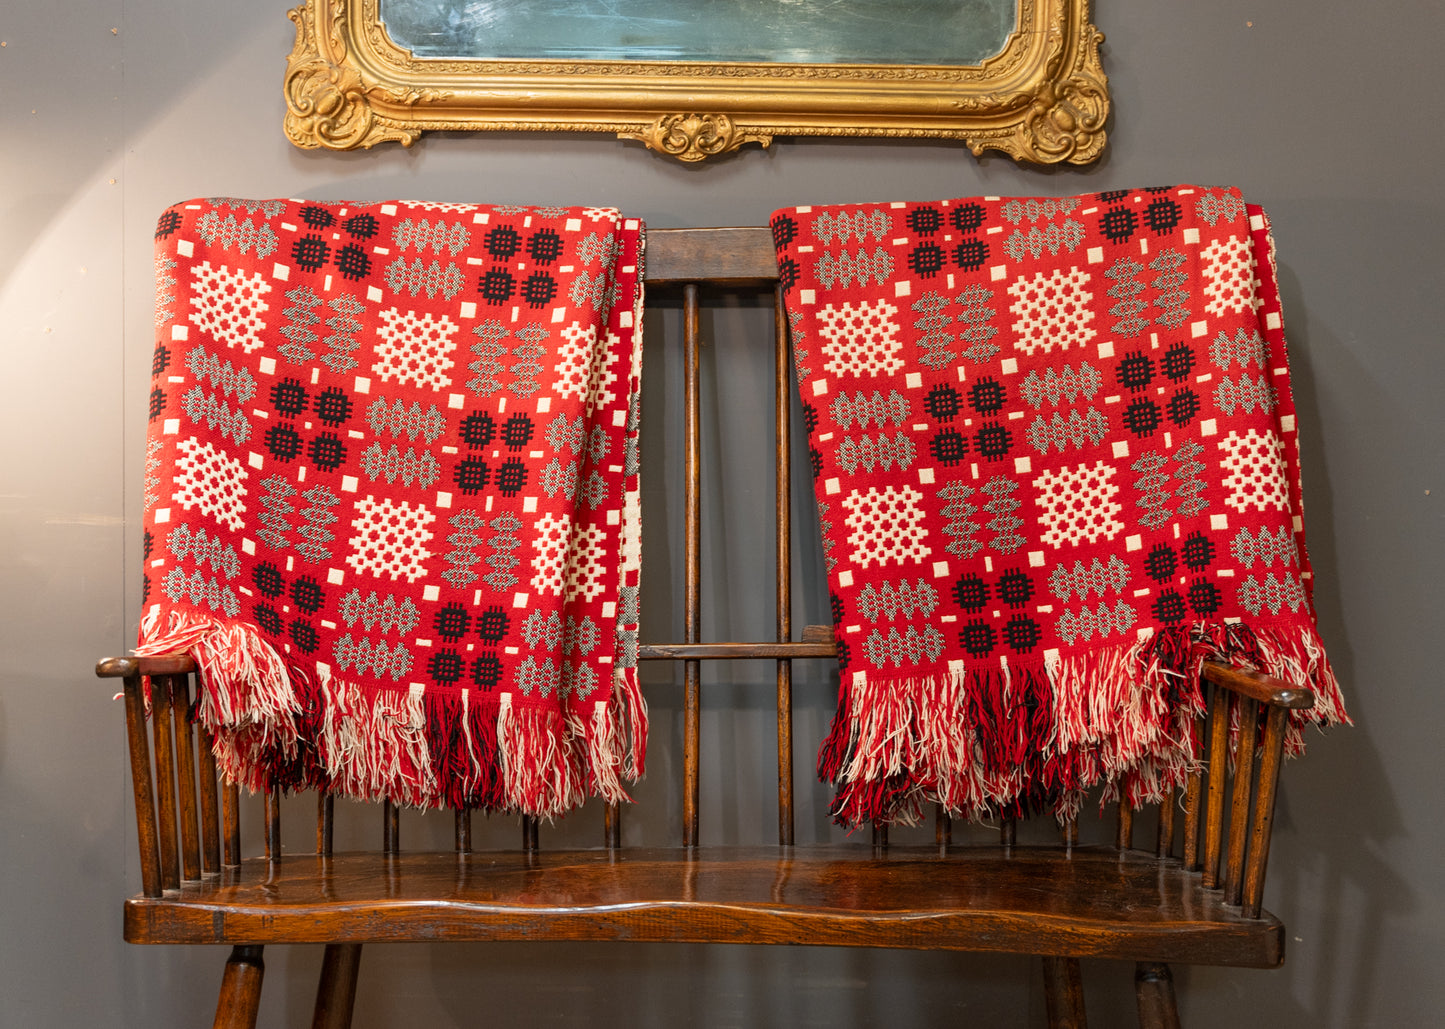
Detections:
[621, 114, 772, 163]
[1013, 71, 1109, 164]
[283, 2, 419, 150]
[283, 0, 1110, 164]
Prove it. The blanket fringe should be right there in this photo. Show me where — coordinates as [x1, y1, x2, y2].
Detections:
[134, 607, 649, 816]
[135, 607, 301, 789]
[576, 666, 649, 804]
[820, 619, 1347, 827]
[498, 693, 583, 817]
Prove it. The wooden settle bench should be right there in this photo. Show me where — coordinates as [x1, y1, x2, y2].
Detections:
[97, 226, 1317, 1028]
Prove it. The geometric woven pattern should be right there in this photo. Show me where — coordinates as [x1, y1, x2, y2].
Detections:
[774, 186, 1347, 827]
[137, 198, 647, 817]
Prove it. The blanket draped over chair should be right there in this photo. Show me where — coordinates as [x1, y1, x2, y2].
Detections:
[137, 198, 646, 817]
[773, 186, 1348, 827]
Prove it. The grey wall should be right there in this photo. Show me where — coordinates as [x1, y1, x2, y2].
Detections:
[2, 2, 1441, 1025]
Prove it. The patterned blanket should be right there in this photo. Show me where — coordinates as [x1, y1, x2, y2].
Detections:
[772, 187, 1348, 826]
[138, 198, 646, 817]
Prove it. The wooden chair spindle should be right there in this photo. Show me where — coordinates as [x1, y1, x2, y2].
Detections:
[151, 676, 181, 890]
[1203, 688, 1230, 889]
[1224, 697, 1261, 906]
[198, 723, 221, 874]
[121, 673, 163, 897]
[264, 783, 282, 863]
[682, 282, 702, 849]
[223, 780, 241, 867]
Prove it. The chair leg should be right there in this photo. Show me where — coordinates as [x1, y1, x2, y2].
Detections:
[213, 945, 265, 1029]
[312, 943, 364, 1029]
[1135, 962, 1182, 1029]
[1042, 955, 1088, 1028]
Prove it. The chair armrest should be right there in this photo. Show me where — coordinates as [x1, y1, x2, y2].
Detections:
[1201, 661, 1315, 711]
[96, 653, 199, 678]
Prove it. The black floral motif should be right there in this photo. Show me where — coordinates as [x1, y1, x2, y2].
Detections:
[253, 562, 285, 598]
[461, 412, 496, 448]
[434, 603, 471, 641]
[1123, 398, 1162, 437]
[527, 229, 564, 264]
[1144, 544, 1177, 583]
[907, 207, 943, 235]
[1167, 388, 1200, 427]
[308, 432, 346, 471]
[1144, 198, 1182, 235]
[1100, 206, 1137, 244]
[290, 576, 324, 613]
[930, 428, 968, 466]
[477, 606, 509, 643]
[924, 384, 962, 422]
[951, 203, 986, 234]
[485, 225, 521, 259]
[270, 379, 308, 417]
[1188, 580, 1222, 617]
[315, 388, 353, 426]
[997, 569, 1035, 608]
[471, 653, 502, 690]
[954, 239, 989, 271]
[1117, 353, 1154, 392]
[334, 244, 371, 281]
[975, 421, 1012, 459]
[428, 650, 465, 684]
[264, 425, 303, 462]
[343, 213, 378, 239]
[292, 234, 329, 272]
[300, 205, 335, 229]
[502, 414, 534, 449]
[479, 268, 515, 304]
[155, 210, 182, 238]
[908, 243, 945, 278]
[521, 271, 557, 307]
[290, 619, 319, 654]
[777, 257, 800, 293]
[1152, 590, 1187, 623]
[497, 460, 527, 497]
[253, 603, 282, 635]
[770, 213, 797, 252]
[968, 377, 1006, 414]
[1181, 531, 1215, 570]
[454, 458, 490, 495]
[953, 574, 989, 611]
[960, 619, 997, 657]
[1003, 615, 1042, 653]
[1161, 342, 1195, 381]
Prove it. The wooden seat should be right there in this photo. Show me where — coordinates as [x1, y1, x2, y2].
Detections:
[98, 226, 1315, 1029]
[125, 845, 1284, 967]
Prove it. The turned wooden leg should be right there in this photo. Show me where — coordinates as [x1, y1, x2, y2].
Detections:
[213, 945, 265, 1029]
[312, 943, 364, 1029]
[1135, 962, 1182, 1029]
[1042, 955, 1088, 1028]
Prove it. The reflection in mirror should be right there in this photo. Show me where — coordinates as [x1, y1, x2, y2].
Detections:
[380, 0, 1018, 66]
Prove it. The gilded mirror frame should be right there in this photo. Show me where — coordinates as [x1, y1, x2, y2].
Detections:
[284, 0, 1108, 163]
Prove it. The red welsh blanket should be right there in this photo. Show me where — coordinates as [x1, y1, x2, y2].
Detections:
[138, 198, 645, 817]
[772, 187, 1348, 826]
